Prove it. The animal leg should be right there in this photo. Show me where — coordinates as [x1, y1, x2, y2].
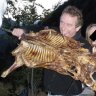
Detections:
[1, 55, 24, 78]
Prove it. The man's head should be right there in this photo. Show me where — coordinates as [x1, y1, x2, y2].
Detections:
[59, 6, 83, 38]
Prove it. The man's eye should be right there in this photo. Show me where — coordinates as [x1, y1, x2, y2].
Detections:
[67, 24, 72, 27]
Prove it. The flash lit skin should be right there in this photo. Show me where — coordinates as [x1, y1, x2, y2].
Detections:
[59, 13, 81, 38]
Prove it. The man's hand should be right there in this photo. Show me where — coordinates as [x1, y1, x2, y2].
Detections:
[12, 28, 25, 39]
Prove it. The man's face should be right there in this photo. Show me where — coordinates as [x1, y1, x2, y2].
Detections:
[59, 13, 80, 38]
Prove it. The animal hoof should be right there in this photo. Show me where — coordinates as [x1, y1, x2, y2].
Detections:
[1, 71, 8, 78]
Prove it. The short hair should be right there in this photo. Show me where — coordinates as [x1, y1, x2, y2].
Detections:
[61, 6, 83, 27]
[86, 24, 96, 43]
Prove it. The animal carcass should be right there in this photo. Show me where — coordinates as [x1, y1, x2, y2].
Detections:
[1, 29, 96, 91]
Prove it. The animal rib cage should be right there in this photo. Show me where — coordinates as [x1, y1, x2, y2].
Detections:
[1, 29, 96, 91]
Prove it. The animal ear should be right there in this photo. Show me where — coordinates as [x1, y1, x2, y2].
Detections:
[76, 26, 81, 32]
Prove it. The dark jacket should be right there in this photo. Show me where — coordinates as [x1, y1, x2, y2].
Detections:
[0, 28, 18, 73]
[43, 31, 90, 95]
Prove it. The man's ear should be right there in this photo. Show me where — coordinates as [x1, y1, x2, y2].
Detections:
[76, 26, 81, 32]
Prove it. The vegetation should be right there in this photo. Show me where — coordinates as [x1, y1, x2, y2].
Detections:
[0, 0, 62, 96]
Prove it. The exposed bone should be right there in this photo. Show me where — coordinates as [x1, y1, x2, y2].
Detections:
[1, 29, 96, 91]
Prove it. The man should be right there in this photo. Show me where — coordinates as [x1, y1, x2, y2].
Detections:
[43, 6, 84, 96]
[12, 6, 88, 96]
